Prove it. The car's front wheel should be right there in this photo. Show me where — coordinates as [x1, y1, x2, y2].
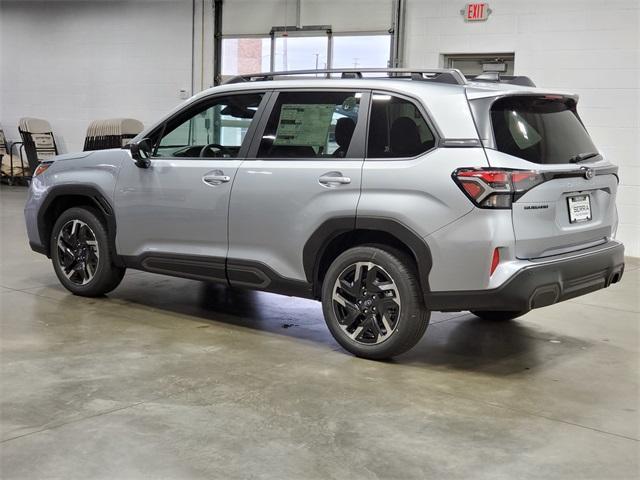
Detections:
[322, 246, 430, 360]
[50, 207, 125, 297]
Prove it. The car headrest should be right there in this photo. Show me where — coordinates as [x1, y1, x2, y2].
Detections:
[334, 117, 356, 149]
[390, 116, 422, 156]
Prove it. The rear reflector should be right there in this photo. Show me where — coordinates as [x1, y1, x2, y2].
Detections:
[490, 248, 500, 276]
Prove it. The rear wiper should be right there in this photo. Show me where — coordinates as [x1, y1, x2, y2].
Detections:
[569, 152, 600, 163]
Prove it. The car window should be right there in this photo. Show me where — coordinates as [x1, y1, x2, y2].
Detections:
[257, 91, 362, 159]
[490, 96, 598, 164]
[367, 94, 435, 158]
[155, 93, 263, 158]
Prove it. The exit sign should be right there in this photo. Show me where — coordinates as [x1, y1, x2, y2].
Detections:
[462, 3, 491, 21]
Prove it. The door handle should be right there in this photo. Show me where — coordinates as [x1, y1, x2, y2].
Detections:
[203, 173, 231, 186]
[318, 172, 351, 187]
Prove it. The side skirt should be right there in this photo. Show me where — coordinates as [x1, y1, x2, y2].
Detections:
[121, 253, 314, 299]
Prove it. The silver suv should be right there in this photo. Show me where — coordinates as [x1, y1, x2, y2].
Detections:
[24, 68, 625, 359]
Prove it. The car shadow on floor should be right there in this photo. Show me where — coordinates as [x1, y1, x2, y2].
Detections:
[397, 315, 588, 375]
[101, 276, 589, 374]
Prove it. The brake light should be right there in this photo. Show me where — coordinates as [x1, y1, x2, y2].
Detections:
[453, 168, 545, 208]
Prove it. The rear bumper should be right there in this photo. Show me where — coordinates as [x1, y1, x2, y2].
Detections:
[426, 241, 625, 312]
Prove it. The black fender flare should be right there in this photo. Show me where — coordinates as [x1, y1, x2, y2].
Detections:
[303, 216, 432, 298]
[37, 185, 121, 266]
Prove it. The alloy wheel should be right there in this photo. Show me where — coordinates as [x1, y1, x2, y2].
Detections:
[331, 261, 401, 345]
[56, 219, 100, 285]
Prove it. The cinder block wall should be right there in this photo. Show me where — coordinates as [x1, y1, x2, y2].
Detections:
[404, 0, 639, 256]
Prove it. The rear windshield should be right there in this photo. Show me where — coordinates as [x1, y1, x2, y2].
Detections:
[490, 96, 597, 164]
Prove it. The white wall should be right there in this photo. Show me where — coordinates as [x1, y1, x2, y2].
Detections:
[0, 0, 195, 153]
[405, 0, 640, 256]
[222, 0, 393, 35]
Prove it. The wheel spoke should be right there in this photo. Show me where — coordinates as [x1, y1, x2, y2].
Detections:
[85, 261, 95, 280]
[365, 317, 382, 341]
[346, 325, 364, 341]
[57, 237, 75, 259]
[365, 265, 381, 291]
[380, 314, 393, 336]
[338, 278, 359, 298]
[62, 263, 76, 279]
[333, 292, 361, 327]
[70, 220, 80, 241]
[353, 262, 367, 286]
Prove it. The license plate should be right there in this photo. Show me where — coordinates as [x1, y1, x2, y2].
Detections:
[567, 194, 592, 223]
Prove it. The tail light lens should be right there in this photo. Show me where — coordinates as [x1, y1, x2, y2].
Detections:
[453, 168, 544, 209]
[33, 162, 52, 177]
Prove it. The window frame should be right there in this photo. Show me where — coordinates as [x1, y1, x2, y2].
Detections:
[148, 90, 272, 161]
[246, 88, 372, 161]
[364, 89, 442, 161]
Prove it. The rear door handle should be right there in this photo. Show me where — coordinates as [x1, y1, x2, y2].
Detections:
[319, 172, 351, 187]
[203, 172, 231, 186]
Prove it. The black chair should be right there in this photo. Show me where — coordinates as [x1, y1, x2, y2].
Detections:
[18, 117, 59, 176]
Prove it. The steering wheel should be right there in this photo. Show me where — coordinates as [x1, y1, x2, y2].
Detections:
[199, 143, 232, 158]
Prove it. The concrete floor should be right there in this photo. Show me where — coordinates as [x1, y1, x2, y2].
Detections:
[0, 185, 638, 480]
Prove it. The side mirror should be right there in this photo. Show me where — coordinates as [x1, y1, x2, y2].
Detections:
[130, 138, 152, 168]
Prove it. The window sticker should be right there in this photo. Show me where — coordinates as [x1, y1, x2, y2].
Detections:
[274, 104, 335, 146]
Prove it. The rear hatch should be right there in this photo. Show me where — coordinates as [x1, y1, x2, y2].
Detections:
[474, 93, 619, 259]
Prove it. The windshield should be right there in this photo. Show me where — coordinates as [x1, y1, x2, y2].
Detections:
[490, 96, 598, 164]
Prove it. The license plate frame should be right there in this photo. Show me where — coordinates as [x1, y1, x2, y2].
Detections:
[567, 194, 592, 224]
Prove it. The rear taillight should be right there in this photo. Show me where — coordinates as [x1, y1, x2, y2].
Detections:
[33, 162, 52, 177]
[453, 168, 544, 209]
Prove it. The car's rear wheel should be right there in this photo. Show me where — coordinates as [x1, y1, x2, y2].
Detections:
[322, 246, 430, 360]
[471, 310, 527, 321]
[51, 207, 125, 297]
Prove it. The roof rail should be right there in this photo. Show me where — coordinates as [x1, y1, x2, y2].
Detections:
[225, 68, 468, 86]
[466, 72, 536, 87]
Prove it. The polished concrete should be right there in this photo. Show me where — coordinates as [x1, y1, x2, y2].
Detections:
[1, 185, 638, 479]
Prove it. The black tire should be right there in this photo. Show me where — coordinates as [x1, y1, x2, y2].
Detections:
[50, 206, 125, 297]
[322, 245, 430, 360]
[471, 310, 527, 321]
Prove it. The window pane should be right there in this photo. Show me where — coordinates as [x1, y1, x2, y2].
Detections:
[274, 36, 328, 71]
[332, 35, 390, 69]
[367, 95, 435, 158]
[491, 96, 597, 164]
[156, 93, 263, 158]
[258, 91, 361, 159]
[222, 38, 271, 76]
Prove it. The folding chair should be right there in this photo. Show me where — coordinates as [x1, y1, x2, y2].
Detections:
[18, 117, 59, 179]
[83, 118, 143, 151]
[0, 125, 29, 186]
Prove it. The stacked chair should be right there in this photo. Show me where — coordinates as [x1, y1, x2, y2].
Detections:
[83, 118, 143, 151]
[0, 124, 30, 185]
[18, 117, 59, 180]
